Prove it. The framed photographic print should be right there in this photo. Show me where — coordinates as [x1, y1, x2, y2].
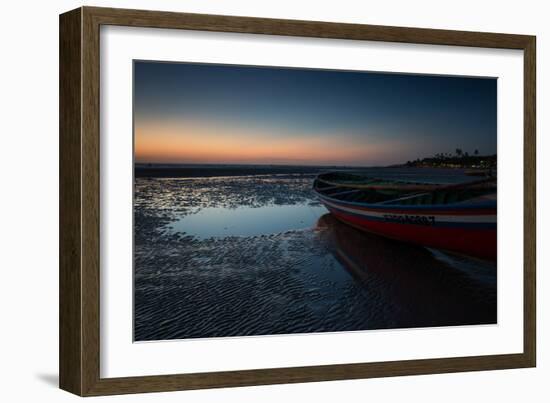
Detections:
[59, 6, 536, 396]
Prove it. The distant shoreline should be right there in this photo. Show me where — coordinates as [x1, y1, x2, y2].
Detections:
[134, 164, 370, 178]
[133, 163, 483, 179]
[402, 154, 497, 169]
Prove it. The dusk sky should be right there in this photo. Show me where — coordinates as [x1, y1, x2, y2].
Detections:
[134, 61, 496, 166]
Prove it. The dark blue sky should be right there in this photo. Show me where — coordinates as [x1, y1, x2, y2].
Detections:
[134, 61, 496, 166]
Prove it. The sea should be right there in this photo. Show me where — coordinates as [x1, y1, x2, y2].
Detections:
[133, 166, 496, 341]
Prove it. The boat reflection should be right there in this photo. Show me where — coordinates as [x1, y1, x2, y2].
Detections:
[316, 214, 496, 328]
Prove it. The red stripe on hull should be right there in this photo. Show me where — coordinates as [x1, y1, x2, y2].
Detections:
[328, 208, 496, 261]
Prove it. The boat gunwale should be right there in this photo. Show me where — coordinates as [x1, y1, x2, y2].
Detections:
[313, 184, 496, 212]
[315, 191, 496, 212]
[313, 173, 497, 212]
[315, 175, 496, 192]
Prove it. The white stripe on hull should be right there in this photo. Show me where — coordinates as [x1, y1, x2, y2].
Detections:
[319, 197, 496, 224]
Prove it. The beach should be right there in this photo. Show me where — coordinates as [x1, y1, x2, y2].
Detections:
[134, 167, 497, 341]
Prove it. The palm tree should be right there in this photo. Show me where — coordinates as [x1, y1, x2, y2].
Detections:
[455, 148, 463, 157]
[474, 149, 479, 156]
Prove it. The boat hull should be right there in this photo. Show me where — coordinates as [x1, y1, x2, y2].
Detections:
[319, 196, 496, 261]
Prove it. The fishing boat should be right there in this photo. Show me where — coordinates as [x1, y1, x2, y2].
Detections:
[313, 172, 496, 260]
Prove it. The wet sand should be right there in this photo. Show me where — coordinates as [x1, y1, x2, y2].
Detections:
[134, 171, 496, 341]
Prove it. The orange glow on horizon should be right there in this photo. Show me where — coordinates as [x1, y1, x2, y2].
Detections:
[134, 119, 397, 166]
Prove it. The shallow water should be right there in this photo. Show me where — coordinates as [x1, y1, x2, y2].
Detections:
[134, 170, 496, 341]
[169, 203, 327, 238]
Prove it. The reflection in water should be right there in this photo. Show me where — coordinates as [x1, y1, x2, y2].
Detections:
[169, 203, 326, 239]
[317, 214, 496, 328]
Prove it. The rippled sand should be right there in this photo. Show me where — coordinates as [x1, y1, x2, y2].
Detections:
[134, 175, 496, 341]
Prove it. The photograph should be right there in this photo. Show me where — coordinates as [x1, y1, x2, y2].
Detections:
[133, 60, 497, 342]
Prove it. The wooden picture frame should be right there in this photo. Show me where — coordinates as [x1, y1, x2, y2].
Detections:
[59, 6, 536, 396]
